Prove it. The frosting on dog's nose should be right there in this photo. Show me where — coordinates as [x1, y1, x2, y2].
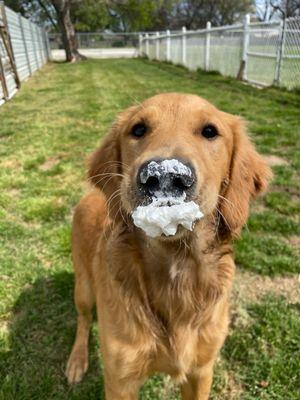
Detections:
[138, 159, 195, 198]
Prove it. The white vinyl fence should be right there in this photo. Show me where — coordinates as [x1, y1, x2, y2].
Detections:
[0, 2, 50, 106]
[140, 15, 300, 90]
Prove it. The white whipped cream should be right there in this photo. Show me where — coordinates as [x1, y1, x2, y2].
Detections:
[132, 197, 203, 238]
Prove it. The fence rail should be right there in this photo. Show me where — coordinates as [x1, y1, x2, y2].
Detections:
[0, 3, 50, 106]
[139, 15, 300, 90]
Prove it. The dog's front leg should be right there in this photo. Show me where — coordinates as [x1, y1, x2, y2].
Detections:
[104, 375, 142, 400]
[103, 356, 145, 400]
[100, 336, 148, 400]
[180, 364, 214, 400]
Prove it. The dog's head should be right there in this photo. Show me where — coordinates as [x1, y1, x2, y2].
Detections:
[89, 93, 271, 238]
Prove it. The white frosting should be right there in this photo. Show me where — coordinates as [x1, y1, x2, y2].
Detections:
[152, 159, 192, 176]
[140, 159, 192, 183]
[132, 197, 203, 238]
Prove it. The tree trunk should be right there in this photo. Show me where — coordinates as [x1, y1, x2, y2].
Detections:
[51, 0, 86, 62]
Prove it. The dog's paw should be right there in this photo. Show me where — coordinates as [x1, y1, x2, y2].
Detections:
[65, 348, 88, 384]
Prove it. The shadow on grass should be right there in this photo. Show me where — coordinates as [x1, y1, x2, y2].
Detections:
[0, 272, 104, 400]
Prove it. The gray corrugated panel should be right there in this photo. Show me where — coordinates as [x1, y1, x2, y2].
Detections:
[19, 69, 29, 80]
[6, 73, 17, 96]
[1, 5, 48, 106]
[27, 48, 37, 61]
[5, 8, 19, 24]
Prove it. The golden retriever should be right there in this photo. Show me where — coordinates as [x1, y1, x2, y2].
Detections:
[65, 93, 271, 399]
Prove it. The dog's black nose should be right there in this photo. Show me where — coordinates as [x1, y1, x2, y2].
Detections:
[137, 159, 195, 198]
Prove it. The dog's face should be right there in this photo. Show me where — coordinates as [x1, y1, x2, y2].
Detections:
[89, 93, 271, 238]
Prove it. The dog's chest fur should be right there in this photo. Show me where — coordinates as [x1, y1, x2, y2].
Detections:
[97, 229, 231, 381]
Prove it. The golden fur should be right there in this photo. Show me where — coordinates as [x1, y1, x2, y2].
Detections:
[66, 93, 271, 399]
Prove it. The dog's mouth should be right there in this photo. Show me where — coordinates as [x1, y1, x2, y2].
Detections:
[131, 193, 204, 238]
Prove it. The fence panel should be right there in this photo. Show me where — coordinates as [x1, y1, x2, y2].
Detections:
[140, 16, 300, 90]
[209, 25, 243, 77]
[0, 3, 50, 106]
[148, 37, 156, 60]
[159, 37, 167, 61]
[170, 36, 182, 65]
[186, 32, 206, 71]
[246, 21, 281, 86]
[281, 17, 300, 90]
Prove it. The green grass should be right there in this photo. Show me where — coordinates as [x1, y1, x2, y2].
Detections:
[0, 59, 299, 399]
[223, 295, 300, 399]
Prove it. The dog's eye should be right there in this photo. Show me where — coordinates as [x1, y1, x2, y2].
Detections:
[201, 125, 219, 139]
[131, 123, 147, 138]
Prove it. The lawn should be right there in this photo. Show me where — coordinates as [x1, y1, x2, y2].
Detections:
[0, 58, 299, 399]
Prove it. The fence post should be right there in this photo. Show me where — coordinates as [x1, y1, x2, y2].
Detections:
[155, 31, 160, 60]
[18, 13, 31, 77]
[237, 13, 250, 80]
[205, 21, 211, 71]
[274, 18, 286, 86]
[36, 26, 44, 65]
[44, 30, 52, 61]
[29, 22, 39, 71]
[166, 30, 171, 61]
[138, 33, 142, 56]
[182, 26, 186, 65]
[40, 28, 47, 63]
[145, 33, 149, 57]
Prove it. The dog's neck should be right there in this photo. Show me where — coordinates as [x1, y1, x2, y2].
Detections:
[104, 213, 234, 333]
[111, 208, 230, 265]
[108, 211, 233, 291]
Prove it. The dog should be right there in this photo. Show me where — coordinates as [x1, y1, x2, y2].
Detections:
[65, 93, 271, 399]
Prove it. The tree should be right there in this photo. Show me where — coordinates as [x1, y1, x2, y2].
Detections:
[106, 0, 157, 31]
[5, 0, 85, 62]
[270, 0, 300, 17]
[257, 0, 300, 20]
[171, 0, 253, 29]
[4, 0, 57, 28]
[71, 0, 109, 32]
[49, 0, 86, 61]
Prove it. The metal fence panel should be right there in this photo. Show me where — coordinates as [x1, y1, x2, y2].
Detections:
[281, 17, 300, 90]
[246, 21, 281, 86]
[49, 32, 140, 50]
[0, 4, 50, 106]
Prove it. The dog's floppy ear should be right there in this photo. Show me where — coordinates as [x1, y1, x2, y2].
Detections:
[220, 116, 272, 236]
[88, 106, 138, 205]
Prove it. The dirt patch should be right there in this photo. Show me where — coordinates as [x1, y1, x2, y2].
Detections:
[287, 236, 300, 254]
[216, 369, 243, 400]
[250, 202, 267, 213]
[1, 159, 21, 168]
[262, 155, 289, 167]
[233, 269, 300, 304]
[39, 157, 60, 171]
[161, 376, 178, 400]
[0, 320, 9, 334]
[8, 188, 21, 197]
